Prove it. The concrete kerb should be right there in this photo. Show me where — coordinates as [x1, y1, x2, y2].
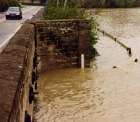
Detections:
[97, 28, 132, 56]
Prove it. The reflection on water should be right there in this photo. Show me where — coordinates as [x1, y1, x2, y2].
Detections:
[35, 9, 140, 122]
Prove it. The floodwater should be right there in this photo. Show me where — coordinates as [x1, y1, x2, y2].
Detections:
[34, 9, 140, 122]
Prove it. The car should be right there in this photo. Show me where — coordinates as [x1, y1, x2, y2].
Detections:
[6, 7, 22, 20]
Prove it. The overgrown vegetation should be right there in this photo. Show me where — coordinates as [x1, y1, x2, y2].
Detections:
[43, 6, 85, 20]
[43, 0, 84, 19]
[88, 18, 98, 55]
[0, 0, 20, 12]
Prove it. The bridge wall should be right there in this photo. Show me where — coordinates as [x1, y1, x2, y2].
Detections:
[0, 8, 42, 122]
[0, 23, 37, 122]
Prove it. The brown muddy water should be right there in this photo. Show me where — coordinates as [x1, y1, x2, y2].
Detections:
[34, 9, 140, 122]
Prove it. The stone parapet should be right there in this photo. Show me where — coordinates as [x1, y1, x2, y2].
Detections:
[0, 24, 35, 122]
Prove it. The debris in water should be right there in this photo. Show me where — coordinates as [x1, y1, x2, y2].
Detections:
[113, 66, 117, 68]
[127, 48, 132, 56]
[134, 58, 138, 62]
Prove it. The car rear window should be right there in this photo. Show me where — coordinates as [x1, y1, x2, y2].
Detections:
[8, 7, 20, 12]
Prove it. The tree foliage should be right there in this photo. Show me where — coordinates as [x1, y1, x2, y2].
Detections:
[0, 0, 19, 12]
[47, 0, 81, 8]
[83, 0, 136, 7]
[44, 0, 84, 19]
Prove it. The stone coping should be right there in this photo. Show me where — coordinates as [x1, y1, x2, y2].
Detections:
[0, 24, 34, 122]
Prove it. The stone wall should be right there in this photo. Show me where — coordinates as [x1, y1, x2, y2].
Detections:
[34, 20, 92, 72]
[0, 23, 36, 122]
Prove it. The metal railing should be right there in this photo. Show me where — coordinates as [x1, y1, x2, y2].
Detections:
[97, 28, 132, 56]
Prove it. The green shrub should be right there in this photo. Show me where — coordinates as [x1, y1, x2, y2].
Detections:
[43, 6, 84, 20]
[89, 17, 98, 55]
[44, 0, 84, 19]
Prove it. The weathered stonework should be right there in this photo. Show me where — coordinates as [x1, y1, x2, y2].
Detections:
[33, 19, 92, 72]
[0, 9, 42, 122]
[0, 24, 35, 122]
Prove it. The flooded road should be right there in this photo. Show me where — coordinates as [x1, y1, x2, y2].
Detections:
[35, 9, 140, 122]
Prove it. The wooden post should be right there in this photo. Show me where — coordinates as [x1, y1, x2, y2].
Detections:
[81, 54, 85, 69]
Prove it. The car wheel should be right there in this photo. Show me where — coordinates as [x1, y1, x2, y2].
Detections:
[17, 16, 20, 20]
[6, 16, 9, 20]
[19, 15, 22, 20]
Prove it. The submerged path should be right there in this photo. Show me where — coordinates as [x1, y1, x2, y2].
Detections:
[34, 8, 140, 122]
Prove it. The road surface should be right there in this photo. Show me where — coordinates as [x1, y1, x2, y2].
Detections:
[0, 6, 43, 53]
